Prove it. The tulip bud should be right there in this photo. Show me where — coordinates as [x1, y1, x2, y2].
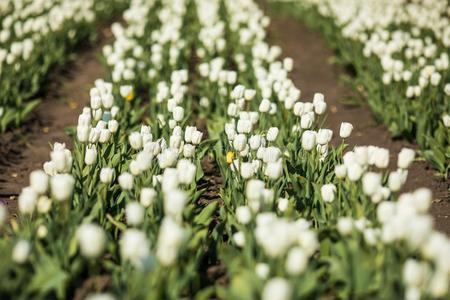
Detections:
[266, 127, 279, 142]
[362, 172, 382, 196]
[172, 106, 184, 122]
[126, 202, 145, 226]
[118, 172, 133, 190]
[51, 174, 75, 201]
[18, 187, 38, 214]
[100, 167, 114, 184]
[337, 217, 353, 236]
[285, 247, 308, 275]
[77, 223, 106, 258]
[259, 99, 271, 113]
[77, 126, 90, 142]
[140, 187, 156, 207]
[12, 240, 31, 264]
[236, 206, 252, 224]
[397, 148, 415, 169]
[29, 170, 48, 194]
[262, 278, 292, 300]
[301, 130, 316, 151]
[85, 145, 97, 165]
[339, 122, 353, 138]
[129, 132, 143, 150]
[316, 129, 333, 145]
[321, 184, 336, 202]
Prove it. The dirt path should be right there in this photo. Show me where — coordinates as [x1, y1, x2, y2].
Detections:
[0, 26, 113, 218]
[266, 13, 450, 234]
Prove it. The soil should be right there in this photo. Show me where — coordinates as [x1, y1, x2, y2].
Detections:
[0, 25, 114, 219]
[265, 12, 450, 234]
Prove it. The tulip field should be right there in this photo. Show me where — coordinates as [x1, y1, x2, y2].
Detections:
[0, 0, 449, 299]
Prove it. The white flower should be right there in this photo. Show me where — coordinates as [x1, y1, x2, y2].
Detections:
[259, 99, 271, 113]
[156, 217, 186, 266]
[398, 148, 415, 169]
[77, 126, 90, 142]
[100, 168, 114, 184]
[377, 201, 396, 224]
[339, 122, 353, 138]
[300, 113, 313, 129]
[249, 135, 262, 150]
[177, 159, 196, 185]
[246, 179, 265, 202]
[86, 293, 116, 300]
[321, 184, 336, 203]
[262, 278, 292, 300]
[362, 172, 382, 196]
[85, 145, 97, 165]
[126, 202, 145, 226]
[255, 263, 270, 279]
[265, 160, 283, 179]
[37, 196, 51, 214]
[285, 247, 308, 275]
[164, 190, 187, 222]
[301, 130, 316, 151]
[277, 198, 289, 212]
[183, 144, 196, 158]
[347, 163, 363, 181]
[12, 240, 31, 264]
[173, 106, 184, 122]
[118, 172, 133, 190]
[29, 170, 48, 194]
[0, 205, 7, 226]
[266, 127, 279, 142]
[120, 229, 150, 268]
[241, 162, 255, 179]
[236, 206, 252, 224]
[372, 148, 389, 169]
[77, 223, 106, 258]
[50, 174, 75, 202]
[233, 231, 246, 247]
[314, 100, 327, 115]
[140, 188, 157, 207]
[108, 120, 119, 133]
[335, 164, 347, 179]
[233, 134, 247, 152]
[244, 89, 256, 101]
[18, 187, 37, 214]
[190, 130, 203, 145]
[316, 129, 333, 145]
[388, 169, 407, 192]
[129, 132, 143, 150]
[337, 217, 353, 236]
[443, 114, 450, 127]
[403, 259, 427, 287]
[237, 119, 252, 134]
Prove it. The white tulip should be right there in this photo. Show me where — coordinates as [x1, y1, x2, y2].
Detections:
[18, 187, 37, 214]
[236, 206, 252, 224]
[100, 168, 114, 184]
[233, 231, 246, 247]
[398, 148, 415, 169]
[118, 172, 133, 190]
[362, 172, 382, 196]
[12, 240, 31, 264]
[339, 122, 353, 138]
[120, 229, 150, 268]
[265, 160, 283, 179]
[337, 217, 353, 236]
[266, 127, 279, 142]
[51, 174, 75, 202]
[255, 263, 270, 279]
[29, 170, 48, 194]
[347, 163, 363, 181]
[316, 129, 333, 145]
[262, 278, 292, 300]
[301, 130, 316, 151]
[177, 159, 196, 185]
[286, 247, 308, 275]
[85, 145, 97, 165]
[321, 184, 336, 203]
[77, 223, 106, 258]
[129, 132, 143, 150]
[126, 202, 145, 226]
[140, 188, 156, 207]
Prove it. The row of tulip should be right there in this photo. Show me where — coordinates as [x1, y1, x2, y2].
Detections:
[0, 0, 127, 133]
[0, 0, 449, 299]
[271, 0, 450, 174]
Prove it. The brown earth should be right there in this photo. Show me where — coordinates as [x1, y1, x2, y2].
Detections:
[265, 12, 450, 234]
[0, 25, 114, 218]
